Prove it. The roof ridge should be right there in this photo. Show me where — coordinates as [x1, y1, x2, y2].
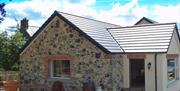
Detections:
[57, 11, 120, 27]
[142, 17, 157, 23]
[108, 22, 176, 29]
[134, 17, 157, 25]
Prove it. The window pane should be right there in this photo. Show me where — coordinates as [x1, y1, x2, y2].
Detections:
[167, 59, 175, 82]
[62, 60, 70, 67]
[52, 60, 70, 77]
[62, 60, 70, 75]
[53, 61, 61, 77]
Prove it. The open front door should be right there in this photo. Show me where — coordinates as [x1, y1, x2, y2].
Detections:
[129, 59, 145, 91]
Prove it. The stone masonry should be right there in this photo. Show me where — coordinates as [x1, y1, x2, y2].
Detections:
[20, 16, 123, 91]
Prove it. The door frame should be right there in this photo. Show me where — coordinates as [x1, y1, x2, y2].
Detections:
[129, 59, 145, 88]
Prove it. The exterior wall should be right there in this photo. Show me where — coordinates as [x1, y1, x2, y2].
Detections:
[111, 54, 124, 91]
[122, 29, 180, 91]
[168, 30, 180, 54]
[166, 29, 180, 91]
[156, 53, 180, 91]
[145, 54, 155, 91]
[156, 54, 167, 91]
[157, 30, 180, 91]
[20, 16, 123, 91]
[123, 54, 156, 91]
[123, 54, 130, 88]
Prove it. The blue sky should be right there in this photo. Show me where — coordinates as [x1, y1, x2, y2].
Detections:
[0, 0, 180, 33]
[93, 0, 180, 10]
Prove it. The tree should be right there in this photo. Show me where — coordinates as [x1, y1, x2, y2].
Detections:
[0, 30, 26, 71]
[0, 3, 6, 23]
[0, 0, 12, 23]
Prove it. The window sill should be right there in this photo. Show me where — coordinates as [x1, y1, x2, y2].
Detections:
[47, 77, 72, 83]
[50, 76, 71, 80]
[167, 79, 178, 88]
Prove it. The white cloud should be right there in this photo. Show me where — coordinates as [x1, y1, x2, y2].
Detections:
[152, 4, 180, 23]
[91, 0, 145, 26]
[93, 0, 180, 26]
[5, 0, 62, 17]
[61, 1, 98, 17]
[0, 0, 63, 31]
[64, 0, 140, 26]
[80, 0, 96, 6]
[0, 0, 98, 31]
[0, 0, 180, 32]
[0, 17, 18, 31]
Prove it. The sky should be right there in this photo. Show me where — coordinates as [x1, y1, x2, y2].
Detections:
[0, 0, 180, 32]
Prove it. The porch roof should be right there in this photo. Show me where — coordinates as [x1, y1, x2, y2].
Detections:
[108, 23, 176, 53]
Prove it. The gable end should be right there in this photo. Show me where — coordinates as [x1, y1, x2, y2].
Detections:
[19, 11, 58, 55]
[135, 17, 157, 25]
[56, 12, 111, 54]
[19, 11, 111, 55]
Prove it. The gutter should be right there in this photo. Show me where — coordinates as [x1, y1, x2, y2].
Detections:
[155, 53, 157, 91]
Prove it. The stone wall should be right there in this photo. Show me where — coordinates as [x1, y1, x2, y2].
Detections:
[20, 16, 123, 91]
[111, 54, 123, 91]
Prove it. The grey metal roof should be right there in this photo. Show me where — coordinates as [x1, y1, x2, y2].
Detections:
[108, 23, 176, 53]
[59, 12, 123, 52]
[24, 11, 177, 53]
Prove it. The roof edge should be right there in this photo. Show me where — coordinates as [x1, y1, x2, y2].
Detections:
[106, 28, 125, 52]
[166, 24, 180, 53]
[19, 11, 59, 55]
[175, 24, 180, 43]
[135, 17, 157, 25]
[57, 11, 120, 27]
[56, 11, 111, 54]
[108, 22, 176, 29]
[19, 11, 112, 55]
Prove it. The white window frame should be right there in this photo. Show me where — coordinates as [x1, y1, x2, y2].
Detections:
[50, 60, 70, 79]
[167, 57, 179, 84]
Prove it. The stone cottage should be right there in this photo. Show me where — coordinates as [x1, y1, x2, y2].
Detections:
[19, 11, 180, 91]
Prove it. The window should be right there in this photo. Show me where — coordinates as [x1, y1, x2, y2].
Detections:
[167, 59, 176, 83]
[51, 60, 70, 78]
[167, 57, 179, 84]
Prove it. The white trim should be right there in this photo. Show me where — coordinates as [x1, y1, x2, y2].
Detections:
[50, 61, 53, 78]
[167, 57, 179, 85]
[50, 60, 70, 79]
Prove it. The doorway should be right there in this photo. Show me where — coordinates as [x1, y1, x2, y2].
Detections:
[129, 59, 145, 88]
